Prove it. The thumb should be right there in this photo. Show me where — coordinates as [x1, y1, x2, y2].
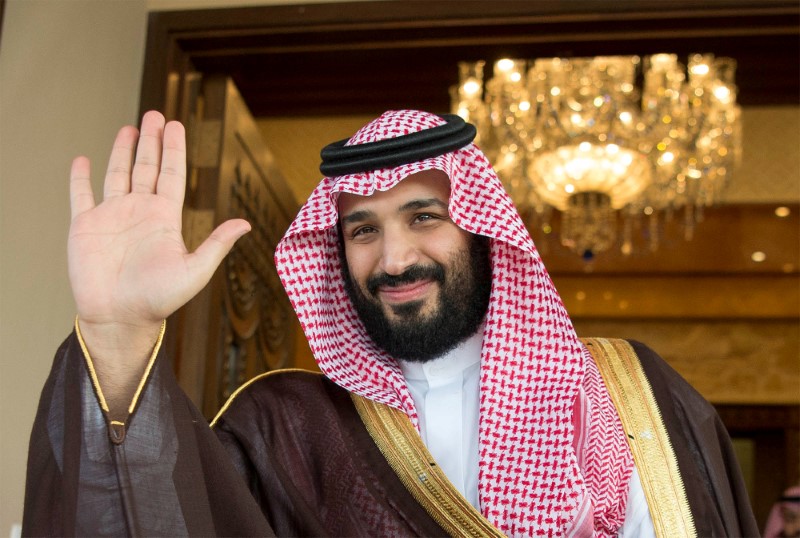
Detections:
[187, 218, 251, 286]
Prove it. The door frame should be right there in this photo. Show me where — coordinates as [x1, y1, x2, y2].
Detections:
[139, 0, 799, 119]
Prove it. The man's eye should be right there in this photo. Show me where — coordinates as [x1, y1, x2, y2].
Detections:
[351, 226, 376, 238]
[414, 213, 437, 223]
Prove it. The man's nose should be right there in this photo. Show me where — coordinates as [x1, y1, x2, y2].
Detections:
[379, 229, 420, 276]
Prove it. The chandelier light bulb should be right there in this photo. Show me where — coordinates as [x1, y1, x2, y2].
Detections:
[713, 85, 732, 103]
[496, 58, 515, 72]
[462, 79, 481, 97]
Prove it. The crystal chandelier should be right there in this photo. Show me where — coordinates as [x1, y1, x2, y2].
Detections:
[452, 54, 741, 259]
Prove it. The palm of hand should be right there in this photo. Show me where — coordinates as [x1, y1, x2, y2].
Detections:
[69, 192, 191, 326]
[69, 111, 249, 332]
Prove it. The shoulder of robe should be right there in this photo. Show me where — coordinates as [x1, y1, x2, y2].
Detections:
[622, 341, 757, 537]
[624, 339, 718, 421]
[211, 369, 339, 427]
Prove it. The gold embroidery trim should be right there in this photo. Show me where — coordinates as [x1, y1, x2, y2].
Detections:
[75, 316, 167, 416]
[210, 368, 318, 427]
[351, 394, 504, 538]
[582, 338, 696, 538]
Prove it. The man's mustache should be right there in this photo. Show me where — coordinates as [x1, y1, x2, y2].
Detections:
[366, 264, 445, 296]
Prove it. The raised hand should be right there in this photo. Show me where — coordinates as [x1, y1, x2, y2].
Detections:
[68, 111, 250, 410]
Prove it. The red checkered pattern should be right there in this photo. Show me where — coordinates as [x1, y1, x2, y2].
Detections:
[275, 110, 633, 536]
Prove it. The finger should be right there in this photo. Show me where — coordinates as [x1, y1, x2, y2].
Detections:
[156, 120, 187, 209]
[70, 156, 96, 220]
[131, 111, 166, 194]
[103, 125, 139, 200]
[185, 219, 251, 292]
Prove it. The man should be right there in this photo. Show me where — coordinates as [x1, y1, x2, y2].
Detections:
[764, 486, 800, 537]
[24, 110, 756, 536]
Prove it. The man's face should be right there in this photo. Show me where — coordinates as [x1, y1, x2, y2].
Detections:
[338, 169, 491, 362]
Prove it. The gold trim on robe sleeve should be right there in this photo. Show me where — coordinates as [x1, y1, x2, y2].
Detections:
[582, 337, 697, 538]
[75, 316, 166, 443]
[351, 393, 505, 538]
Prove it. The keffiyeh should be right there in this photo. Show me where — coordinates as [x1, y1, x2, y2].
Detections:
[275, 110, 633, 536]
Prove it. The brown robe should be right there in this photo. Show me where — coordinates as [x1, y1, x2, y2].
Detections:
[22, 332, 758, 537]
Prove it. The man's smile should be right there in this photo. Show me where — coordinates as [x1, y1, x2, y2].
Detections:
[377, 279, 436, 305]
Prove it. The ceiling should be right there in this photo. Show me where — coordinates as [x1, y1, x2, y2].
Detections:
[146, 0, 800, 117]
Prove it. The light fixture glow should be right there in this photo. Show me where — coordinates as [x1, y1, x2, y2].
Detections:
[453, 54, 741, 258]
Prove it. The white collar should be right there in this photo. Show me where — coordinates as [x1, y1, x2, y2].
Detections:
[398, 326, 483, 383]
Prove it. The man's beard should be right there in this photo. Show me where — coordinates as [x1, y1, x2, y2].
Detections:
[340, 234, 492, 362]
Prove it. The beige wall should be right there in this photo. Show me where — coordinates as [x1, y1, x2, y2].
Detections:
[0, 0, 148, 532]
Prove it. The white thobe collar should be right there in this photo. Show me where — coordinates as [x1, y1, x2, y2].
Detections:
[398, 328, 482, 383]
[397, 327, 483, 509]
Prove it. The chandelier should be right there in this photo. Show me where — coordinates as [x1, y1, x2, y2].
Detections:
[451, 54, 741, 259]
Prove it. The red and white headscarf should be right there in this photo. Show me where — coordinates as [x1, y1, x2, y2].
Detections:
[275, 110, 633, 536]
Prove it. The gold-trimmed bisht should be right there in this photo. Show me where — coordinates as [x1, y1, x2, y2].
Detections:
[582, 337, 697, 538]
[351, 393, 505, 538]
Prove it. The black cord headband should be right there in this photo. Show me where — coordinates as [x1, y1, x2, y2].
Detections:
[319, 114, 477, 177]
